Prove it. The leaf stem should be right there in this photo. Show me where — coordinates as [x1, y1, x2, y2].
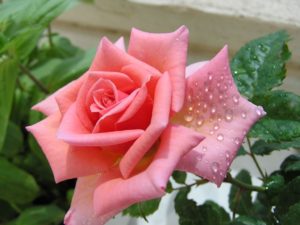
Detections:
[47, 25, 54, 48]
[246, 137, 266, 179]
[19, 64, 49, 94]
[172, 179, 208, 191]
[225, 173, 266, 192]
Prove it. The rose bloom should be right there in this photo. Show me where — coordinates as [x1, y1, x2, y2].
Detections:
[27, 26, 265, 225]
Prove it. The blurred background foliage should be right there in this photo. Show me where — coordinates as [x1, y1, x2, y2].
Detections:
[0, 0, 299, 225]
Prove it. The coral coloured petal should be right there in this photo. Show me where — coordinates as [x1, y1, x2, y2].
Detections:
[119, 72, 172, 178]
[93, 125, 204, 217]
[26, 113, 118, 183]
[128, 26, 189, 112]
[175, 46, 266, 186]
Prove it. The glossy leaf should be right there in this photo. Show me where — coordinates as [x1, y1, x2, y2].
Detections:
[0, 58, 18, 150]
[251, 139, 300, 155]
[0, 157, 40, 204]
[231, 31, 290, 99]
[280, 154, 300, 173]
[123, 198, 161, 218]
[175, 188, 230, 225]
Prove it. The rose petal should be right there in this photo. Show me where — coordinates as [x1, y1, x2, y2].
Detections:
[64, 175, 118, 225]
[89, 37, 160, 76]
[32, 75, 85, 116]
[58, 104, 144, 146]
[185, 61, 208, 78]
[175, 46, 266, 186]
[114, 37, 126, 51]
[119, 72, 172, 178]
[94, 125, 204, 216]
[128, 26, 189, 112]
[26, 113, 118, 183]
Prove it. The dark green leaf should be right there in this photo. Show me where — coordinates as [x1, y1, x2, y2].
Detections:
[123, 198, 161, 218]
[231, 31, 290, 99]
[252, 90, 300, 121]
[0, 157, 40, 204]
[251, 139, 300, 155]
[0, 121, 23, 158]
[237, 145, 248, 156]
[172, 171, 187, 184]
[228, 215, 267, 225]
[175, 188, 230, 225]
[0, 200, 17, 222]
[16, 205, 64, 225]
[275, 176, 300, 216]
[229, 170, 253, 215]
[249, 118, 300, 142]
[0, 58, 18, 150]
[264, 174, 285, 195]
[281, 202, 300, 225]
[280, 154, 300, 173]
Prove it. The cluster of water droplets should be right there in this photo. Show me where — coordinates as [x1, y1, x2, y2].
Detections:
[182, 65, 266, 183]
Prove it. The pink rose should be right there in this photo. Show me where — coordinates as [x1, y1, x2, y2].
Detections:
[27, 26, 265, 225]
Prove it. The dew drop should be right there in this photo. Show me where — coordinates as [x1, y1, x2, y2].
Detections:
[211, 162, 220, 174]
[232, 94, 240, 104]
[196, 116, 204, 126]
[234, 137, 240, 145]
[204, 87, 209, 93]
[196, 153, 203, 161]
[202, 146, 207, 152]
[213, 123, 220, 130]
[225, 109, 233, 121]
[187, 94, 193, 103]
[209, 129, 214, 135]
[208, 74, 213, 81]
[255, 106, 265, 116]
[217, 133, 224, 141]
[203, 103, 208, 112]
[211, 106, 217, 114]
[208, 93, 213, 101]
[219, 94, 224, 102]
[184, 112, 194, 122]
[225, 151, 230, 160]
[194, 81, 199, 87]
[241, 111, 247, 119]
[188, 105, 194, 112]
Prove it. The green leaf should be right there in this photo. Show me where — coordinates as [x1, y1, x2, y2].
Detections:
[280, 154, 300, 173]
[228, 216, 267, 225]
[249, 118, 300, 142]
[123, 198, 161, 218]
[172, 171, 187, 184]
[231, 31, 290, 99]
[0, 58, 18, 150]
[0, 200, 17, 222]
[251, 139, 300, 155]
[0, 157, 40, 204]
[229, 170, 253, 215]
[0, 121, 23, 158]
[175, 188, 230, 225]
[275, 176, 300, 216]
[237, 145, 248, 156]
[15, 205, 64, 225]
[264, 174, 285, 195]
[281, 202, 300, 225]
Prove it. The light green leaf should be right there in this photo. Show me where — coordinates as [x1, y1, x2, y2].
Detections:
[0, 157, 40, 205]
[0, 58, 18, 150]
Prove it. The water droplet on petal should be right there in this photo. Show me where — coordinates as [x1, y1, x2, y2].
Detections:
[204, 87, 209, 93]
[225, 109, 233, 121]
[241, 111, 247, 119]
[196, 153, 203, 161]
[203, 103, 208, 112]
[208, 74, 213, 81]
[196, 116, 204, 126]
[188, 105, 194, 112]
[211, 106, 217, 115]
[211, 162, 220, 174]
[194, 81, 199, 87]
[232, 94, 240, 104]
[184, 112, 194, 122]
[209, 129, 214, 135]
[208, 93, 213, 101]
[225, 151, 230, 160]
[213, 123, 220, 130]
[202, 146, 207, 152]
[217, 133, 224, 141]
[234, 137, 240, 145]
[255, 106, 265, 116]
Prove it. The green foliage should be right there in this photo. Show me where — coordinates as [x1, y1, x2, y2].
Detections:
[229, 170, 253, 215]
[0, 157, 40, 205]
[172, 171, 187, 184]
[175, 187, 230, 225]
[228, 216, 267, 225]
[231, 31, 290, 99]
[15, 205, 64, 225]
[123, 199, 161, 218]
